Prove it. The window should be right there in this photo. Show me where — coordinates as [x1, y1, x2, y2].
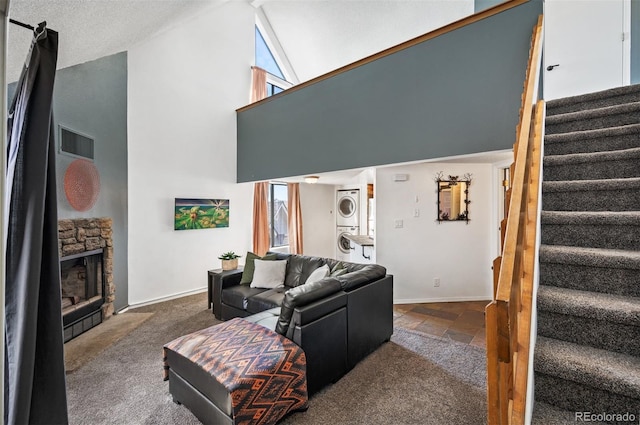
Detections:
[255, 27, 284, 80]
[267, 83, 284, 97]
[255, 26, 293, 97]
[268, 183, 288, 247]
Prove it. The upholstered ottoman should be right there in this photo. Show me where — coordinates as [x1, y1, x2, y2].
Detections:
[163, 318, 308, 425]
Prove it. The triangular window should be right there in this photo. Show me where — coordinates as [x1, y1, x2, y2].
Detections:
[255, 27, 285, 80]
[253, 23, 294, 98]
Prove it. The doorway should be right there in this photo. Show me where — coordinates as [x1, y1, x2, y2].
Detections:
[544, 0, 630, 100]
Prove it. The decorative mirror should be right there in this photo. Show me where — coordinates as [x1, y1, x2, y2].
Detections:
[435, 172, 472, 223]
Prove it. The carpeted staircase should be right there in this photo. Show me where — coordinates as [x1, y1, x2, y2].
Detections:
[532, 84, 640, 423]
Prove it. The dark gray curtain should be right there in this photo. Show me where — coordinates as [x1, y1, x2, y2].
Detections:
[5, 23, 68, 424]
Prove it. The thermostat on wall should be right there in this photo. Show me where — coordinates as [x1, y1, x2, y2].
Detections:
[393, 173, 409, 182]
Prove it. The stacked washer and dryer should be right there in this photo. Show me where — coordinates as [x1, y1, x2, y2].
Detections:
[336, 189, 360, 261]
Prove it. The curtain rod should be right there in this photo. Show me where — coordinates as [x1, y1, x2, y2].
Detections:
[251, 66, 286, 82]
[9, 19, 35, 31]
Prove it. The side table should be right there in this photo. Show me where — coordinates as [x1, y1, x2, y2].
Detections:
[207, 267, 244, 311]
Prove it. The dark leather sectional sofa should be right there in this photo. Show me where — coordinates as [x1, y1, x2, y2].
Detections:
[212, 252, 394, 394]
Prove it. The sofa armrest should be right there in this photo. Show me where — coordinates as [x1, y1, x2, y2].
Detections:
[286, 291, 347, 339]
[275, 278, 342, 336]
[290, 307, 348, 395]
[212, 269, 243, 320]
[336, 264, 387, 291]
[346, 274, 394, 367]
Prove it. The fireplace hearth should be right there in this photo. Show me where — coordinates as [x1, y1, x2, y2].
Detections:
[58, 218, 115, 342]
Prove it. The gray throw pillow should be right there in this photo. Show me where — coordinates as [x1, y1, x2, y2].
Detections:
[240, 252, 278, 284]
[330, 261, 348, 278]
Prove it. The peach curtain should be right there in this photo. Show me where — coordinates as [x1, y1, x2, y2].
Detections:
[252, 182, 270, 256]
[251, 66, 267, 103]
[287, 183, 303, 254]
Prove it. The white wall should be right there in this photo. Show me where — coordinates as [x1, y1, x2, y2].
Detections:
[300, 183, 335, 258]
[127, 2, 255, 305]
[125, 1, 498, 305]
[376, 162, 494, 303]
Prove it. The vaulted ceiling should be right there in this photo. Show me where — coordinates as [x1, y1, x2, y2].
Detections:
[260, 0, 473, 82]
[7, 0, 473, 83]
[6, 0, 227, 82]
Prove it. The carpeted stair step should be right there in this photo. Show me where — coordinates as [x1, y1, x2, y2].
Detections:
[546, 83, 640, 116]
[538, 245, 640, 298]
[544, 147, 640, 181]
[542, 177, 640, 211]
[545, 102, 640, 135]
[537, 285, 640, 356]
[535, 85, 640, 421]
[544, 124, 640, 156]
[534, 337, 640, 414]
[540, 211, 640, 250]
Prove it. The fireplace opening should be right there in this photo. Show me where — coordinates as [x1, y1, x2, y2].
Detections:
[61, 248, 105, 342]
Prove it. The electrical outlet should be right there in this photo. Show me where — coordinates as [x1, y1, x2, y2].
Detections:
[434, 278, 440, 287]
[394, 219, 404, 228]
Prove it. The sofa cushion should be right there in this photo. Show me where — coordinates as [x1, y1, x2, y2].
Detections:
[250, 259, 287, 289]
[304, 264, 330, 285]
[275, 278, 343, 336]
[284, 255, 326, 288]
[221, 285, 267, 311]
[244, 307, 280, 330]
[240, 252, 278, 285]
[246, 287, 287, 314]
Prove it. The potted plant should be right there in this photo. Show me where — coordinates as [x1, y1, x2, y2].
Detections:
[218, 251, 241, 271]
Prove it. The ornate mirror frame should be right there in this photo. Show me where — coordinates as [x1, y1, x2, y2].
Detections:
[435, 172, 472, 223]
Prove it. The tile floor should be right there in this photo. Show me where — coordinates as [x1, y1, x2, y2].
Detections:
[393, 300, 490, 349]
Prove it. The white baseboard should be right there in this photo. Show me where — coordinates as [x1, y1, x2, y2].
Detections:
[128, 287, 207, 310]
[126, 291, 489, 311]
[394, 295, 492, 304]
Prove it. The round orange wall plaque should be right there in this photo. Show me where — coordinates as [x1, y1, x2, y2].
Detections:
[64, 159, 100, 211]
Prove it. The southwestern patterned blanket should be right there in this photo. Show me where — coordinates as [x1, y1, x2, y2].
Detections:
[163, 318, 308, 425]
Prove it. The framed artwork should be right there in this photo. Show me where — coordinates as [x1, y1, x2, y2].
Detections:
[174, 198, 229, 230]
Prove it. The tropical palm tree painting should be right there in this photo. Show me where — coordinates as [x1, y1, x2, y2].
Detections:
[174, 198, 229, 230]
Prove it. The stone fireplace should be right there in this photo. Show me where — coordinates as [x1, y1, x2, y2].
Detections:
[58, 218, 115, 342]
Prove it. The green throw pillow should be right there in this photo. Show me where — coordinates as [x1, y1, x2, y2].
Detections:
[240, 252, 278, 284]
[330, 261, 348, 278]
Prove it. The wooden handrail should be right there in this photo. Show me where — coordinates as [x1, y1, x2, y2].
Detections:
[486, 14, 544, 425]
[238, 0, 530, 113]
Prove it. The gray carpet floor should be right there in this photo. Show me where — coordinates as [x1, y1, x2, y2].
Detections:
[66, 292, 487, 424]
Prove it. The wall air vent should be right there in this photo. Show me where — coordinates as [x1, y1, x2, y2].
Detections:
[59, 125, 94, 160]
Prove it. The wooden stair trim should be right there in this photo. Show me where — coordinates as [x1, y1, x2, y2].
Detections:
[486, 14, 543, 425]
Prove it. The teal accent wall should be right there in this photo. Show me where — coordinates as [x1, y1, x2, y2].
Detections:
[632, 0, 640, 84]
[53, 52, 128, 311]
[237, 1, 542, 183]
[10, 52, 129, 310]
